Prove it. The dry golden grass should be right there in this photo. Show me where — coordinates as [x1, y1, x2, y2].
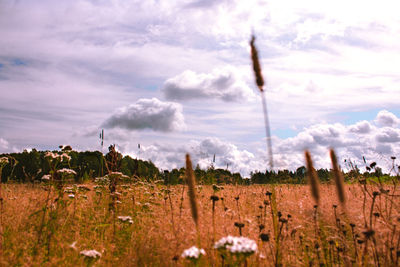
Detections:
[0, 181, 399, 266]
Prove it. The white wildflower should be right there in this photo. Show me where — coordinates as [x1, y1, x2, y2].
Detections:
[61, 153, 71, 162]
[214, 236, 257, 254]
[64, 186, 74, 193]
[94, 177, 110, 186]
[116, 200, 122, 204]
[80, 249, 101, 259]
[45, 152, 58, 159]
[105, 172, 130, 180]
[181, 246, 206, 259]
[118, 216, 133, 224]
[68, 194, 75, 198]
[70, 241, 77, 250]
[41, 174, 51, 181]
[57, 168, 77, 175]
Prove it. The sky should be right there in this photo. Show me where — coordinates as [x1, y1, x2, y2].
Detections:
[1, 0, 400, 177]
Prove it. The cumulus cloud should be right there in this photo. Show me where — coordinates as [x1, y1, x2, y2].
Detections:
[0, 138, 9, 153]
[162, 67, 255, 102]
[375, 110, 400, 127]
[376, 128, 400, 143]
[111, 109, 400, 175]
[273, 110, 400, 172]
[102, 98, 185, 132]
[348, 120, 372, 134]
[119, 137, 261, 177]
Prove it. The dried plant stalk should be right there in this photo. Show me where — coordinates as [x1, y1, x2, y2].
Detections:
[250, 35, 264, 91]
[330, 149, 346, 205]
[250, 35, 273, 170]
[305, 150, 320, 204]
[185, 154, 199, 227]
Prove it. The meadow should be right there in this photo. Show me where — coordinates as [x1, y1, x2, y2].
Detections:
[1, 168, 399, 266]
[1, 37, 399, 267]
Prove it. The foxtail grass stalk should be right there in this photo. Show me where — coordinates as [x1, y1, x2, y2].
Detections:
[250, 35, 273, 170]
[185, 154, 200, 246]
[330, 149, 346, 205]
[304, 150, 320, 205]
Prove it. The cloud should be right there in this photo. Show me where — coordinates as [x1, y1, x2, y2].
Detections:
[375, 110, 400, 127]
[162, 67, 255, 102]
[0, 138, 9, 153]
[102, 98, 185, 132]
[376, 128, 400, 143]
[118, 137, 262, 177]
[348, 120, 372, 134]
[272, 110, 400, 171]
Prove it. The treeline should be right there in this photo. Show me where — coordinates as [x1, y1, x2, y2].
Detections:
[0, 148, 159, 183]
[0, 148, 392, 184]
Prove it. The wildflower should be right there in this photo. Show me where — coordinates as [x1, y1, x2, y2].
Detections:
[80, 249, 101, 259]
[181, 246, 206, 259]
[41, 174, 51, 181]
[57, 168, 77, 175]
[68, 194, 75, 198]
[94, 177, 110, 186]
[214, 236, 257, 254]
[61, 153, 71, 162]
[70, 241, 77, 250]
[45, 152, 58, 159]
[118, 216, 133, 224]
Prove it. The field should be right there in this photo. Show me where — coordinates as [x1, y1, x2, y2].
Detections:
[1, 179, 399, 266]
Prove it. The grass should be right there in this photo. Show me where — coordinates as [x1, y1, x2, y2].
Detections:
[1, 179, 399, 266]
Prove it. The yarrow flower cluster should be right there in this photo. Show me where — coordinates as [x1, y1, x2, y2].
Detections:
[45, 152, 71, 162]
[94, 176, 110, 186]
[41, 174, 51, 181]
[118, 216, 133, 224]
[214, 236, 257, 254]
[57, 168, 77, 176]
[105, 172, 130, 180]
[80, 249, 101, 259]
[181, 246, 206, 259]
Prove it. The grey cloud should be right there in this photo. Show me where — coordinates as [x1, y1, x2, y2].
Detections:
[375, 143, 393, 154]
[376, 128, 400, 143]
[162, 67, 255, 102]
[102, 98, 185, 132]
[348, 120, 372, 134]
[375, 110, 400, 127]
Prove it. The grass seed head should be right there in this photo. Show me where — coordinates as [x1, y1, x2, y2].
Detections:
[330, 148, 346, 205]
[185, 154, 199, 227]
[250, 35, 264, 91]
[304, 150, 320, 205]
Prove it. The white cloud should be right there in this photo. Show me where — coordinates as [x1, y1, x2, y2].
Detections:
[0, 138, 9, 153]
[119, 109, 400, 175]
[162, 67, 255, 102]
[119, 137, 262, 177]
[349, 120, 372, 134]
[272, 111, 400, 172]
[375, 110, 400, 127]
[102, 98, 185, 132]
[376, 128, 400, 143]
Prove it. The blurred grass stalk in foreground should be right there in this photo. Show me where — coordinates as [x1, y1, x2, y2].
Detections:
[250, 35, 273, 170]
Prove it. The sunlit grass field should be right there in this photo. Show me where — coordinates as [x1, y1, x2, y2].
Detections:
[1, 180, 399, 266]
